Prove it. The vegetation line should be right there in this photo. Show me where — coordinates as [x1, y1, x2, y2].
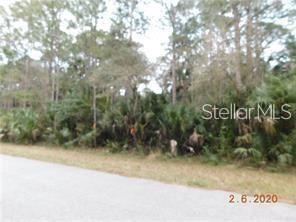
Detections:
[1, 143, 296, 204]
[0, 0, 295, 206]
[0, 0, 296, 167]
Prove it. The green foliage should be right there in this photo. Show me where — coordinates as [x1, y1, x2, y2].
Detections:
[201, 146, 221, 165]
[106, 140, 127, 153]
[248, 73, 296, 107]
[0, 108, 41, 143]
[270, 130, 296, 166]
[245, 72, 296, 165]
[0, 0, 296, 169]
[1, 69, 295, 168]
[160, 105, 202, 145]
[234, 147, 262, 161]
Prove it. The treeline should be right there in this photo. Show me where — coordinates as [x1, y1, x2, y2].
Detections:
[0, 0, 296, 167]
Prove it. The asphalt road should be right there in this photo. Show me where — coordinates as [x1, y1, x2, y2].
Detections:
[1, 154, 295, 222]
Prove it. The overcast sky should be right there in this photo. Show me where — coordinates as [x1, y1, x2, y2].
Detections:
[0, 0, 174, 93]
[1, 0, 295, 62]
[1, 0, 295, 93]
[0, 0, 173, 63]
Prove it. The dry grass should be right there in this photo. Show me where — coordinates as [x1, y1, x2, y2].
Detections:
[1, 142, 296, 204]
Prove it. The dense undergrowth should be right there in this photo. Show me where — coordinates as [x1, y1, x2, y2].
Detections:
[1, 71, 296, 168]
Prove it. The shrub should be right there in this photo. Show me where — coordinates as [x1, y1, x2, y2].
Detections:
[0, 108, 42, 143]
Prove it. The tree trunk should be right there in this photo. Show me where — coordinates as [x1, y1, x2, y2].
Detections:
[254, 14, 262, 82]
[171, 5, 177, 105]
[246, 0, 254, 80]
[49, 59, 55, 102]
[55, 76, 59, 102]
[93, 85, 97, 147]
[132, 85, 138, 115]
[129, 1, 136, 42]
[172, 50, 177, 105]
[24, 56, 30, 107]
[232, 3, 244, 93]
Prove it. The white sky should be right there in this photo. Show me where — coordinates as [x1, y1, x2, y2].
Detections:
[1, 0, 295, 63]
[1, 0, 173, 63]
[0, 0, 171, 93]
[0, 0, 295, 93]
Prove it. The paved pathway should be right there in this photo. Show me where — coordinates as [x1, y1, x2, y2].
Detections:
[1, 154, 295, 221]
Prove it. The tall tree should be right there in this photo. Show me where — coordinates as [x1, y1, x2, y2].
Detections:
[232, 2, 244, 93]
[161, 0, 198, 105]
[69, 0, 106, 69]
[110, 0, 149, 112]
[10, 0, 71, 102]
[69, 0, 107, 146]
[111, 0, 148, 42]
[189, 0, 292, 105]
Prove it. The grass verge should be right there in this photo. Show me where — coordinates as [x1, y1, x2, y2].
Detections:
[1, 142, 296, 204]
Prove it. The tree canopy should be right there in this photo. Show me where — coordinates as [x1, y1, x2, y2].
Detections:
[0, 0, 296, 167]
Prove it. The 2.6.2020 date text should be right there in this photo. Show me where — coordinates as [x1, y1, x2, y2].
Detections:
[229, 194, 278, 203]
